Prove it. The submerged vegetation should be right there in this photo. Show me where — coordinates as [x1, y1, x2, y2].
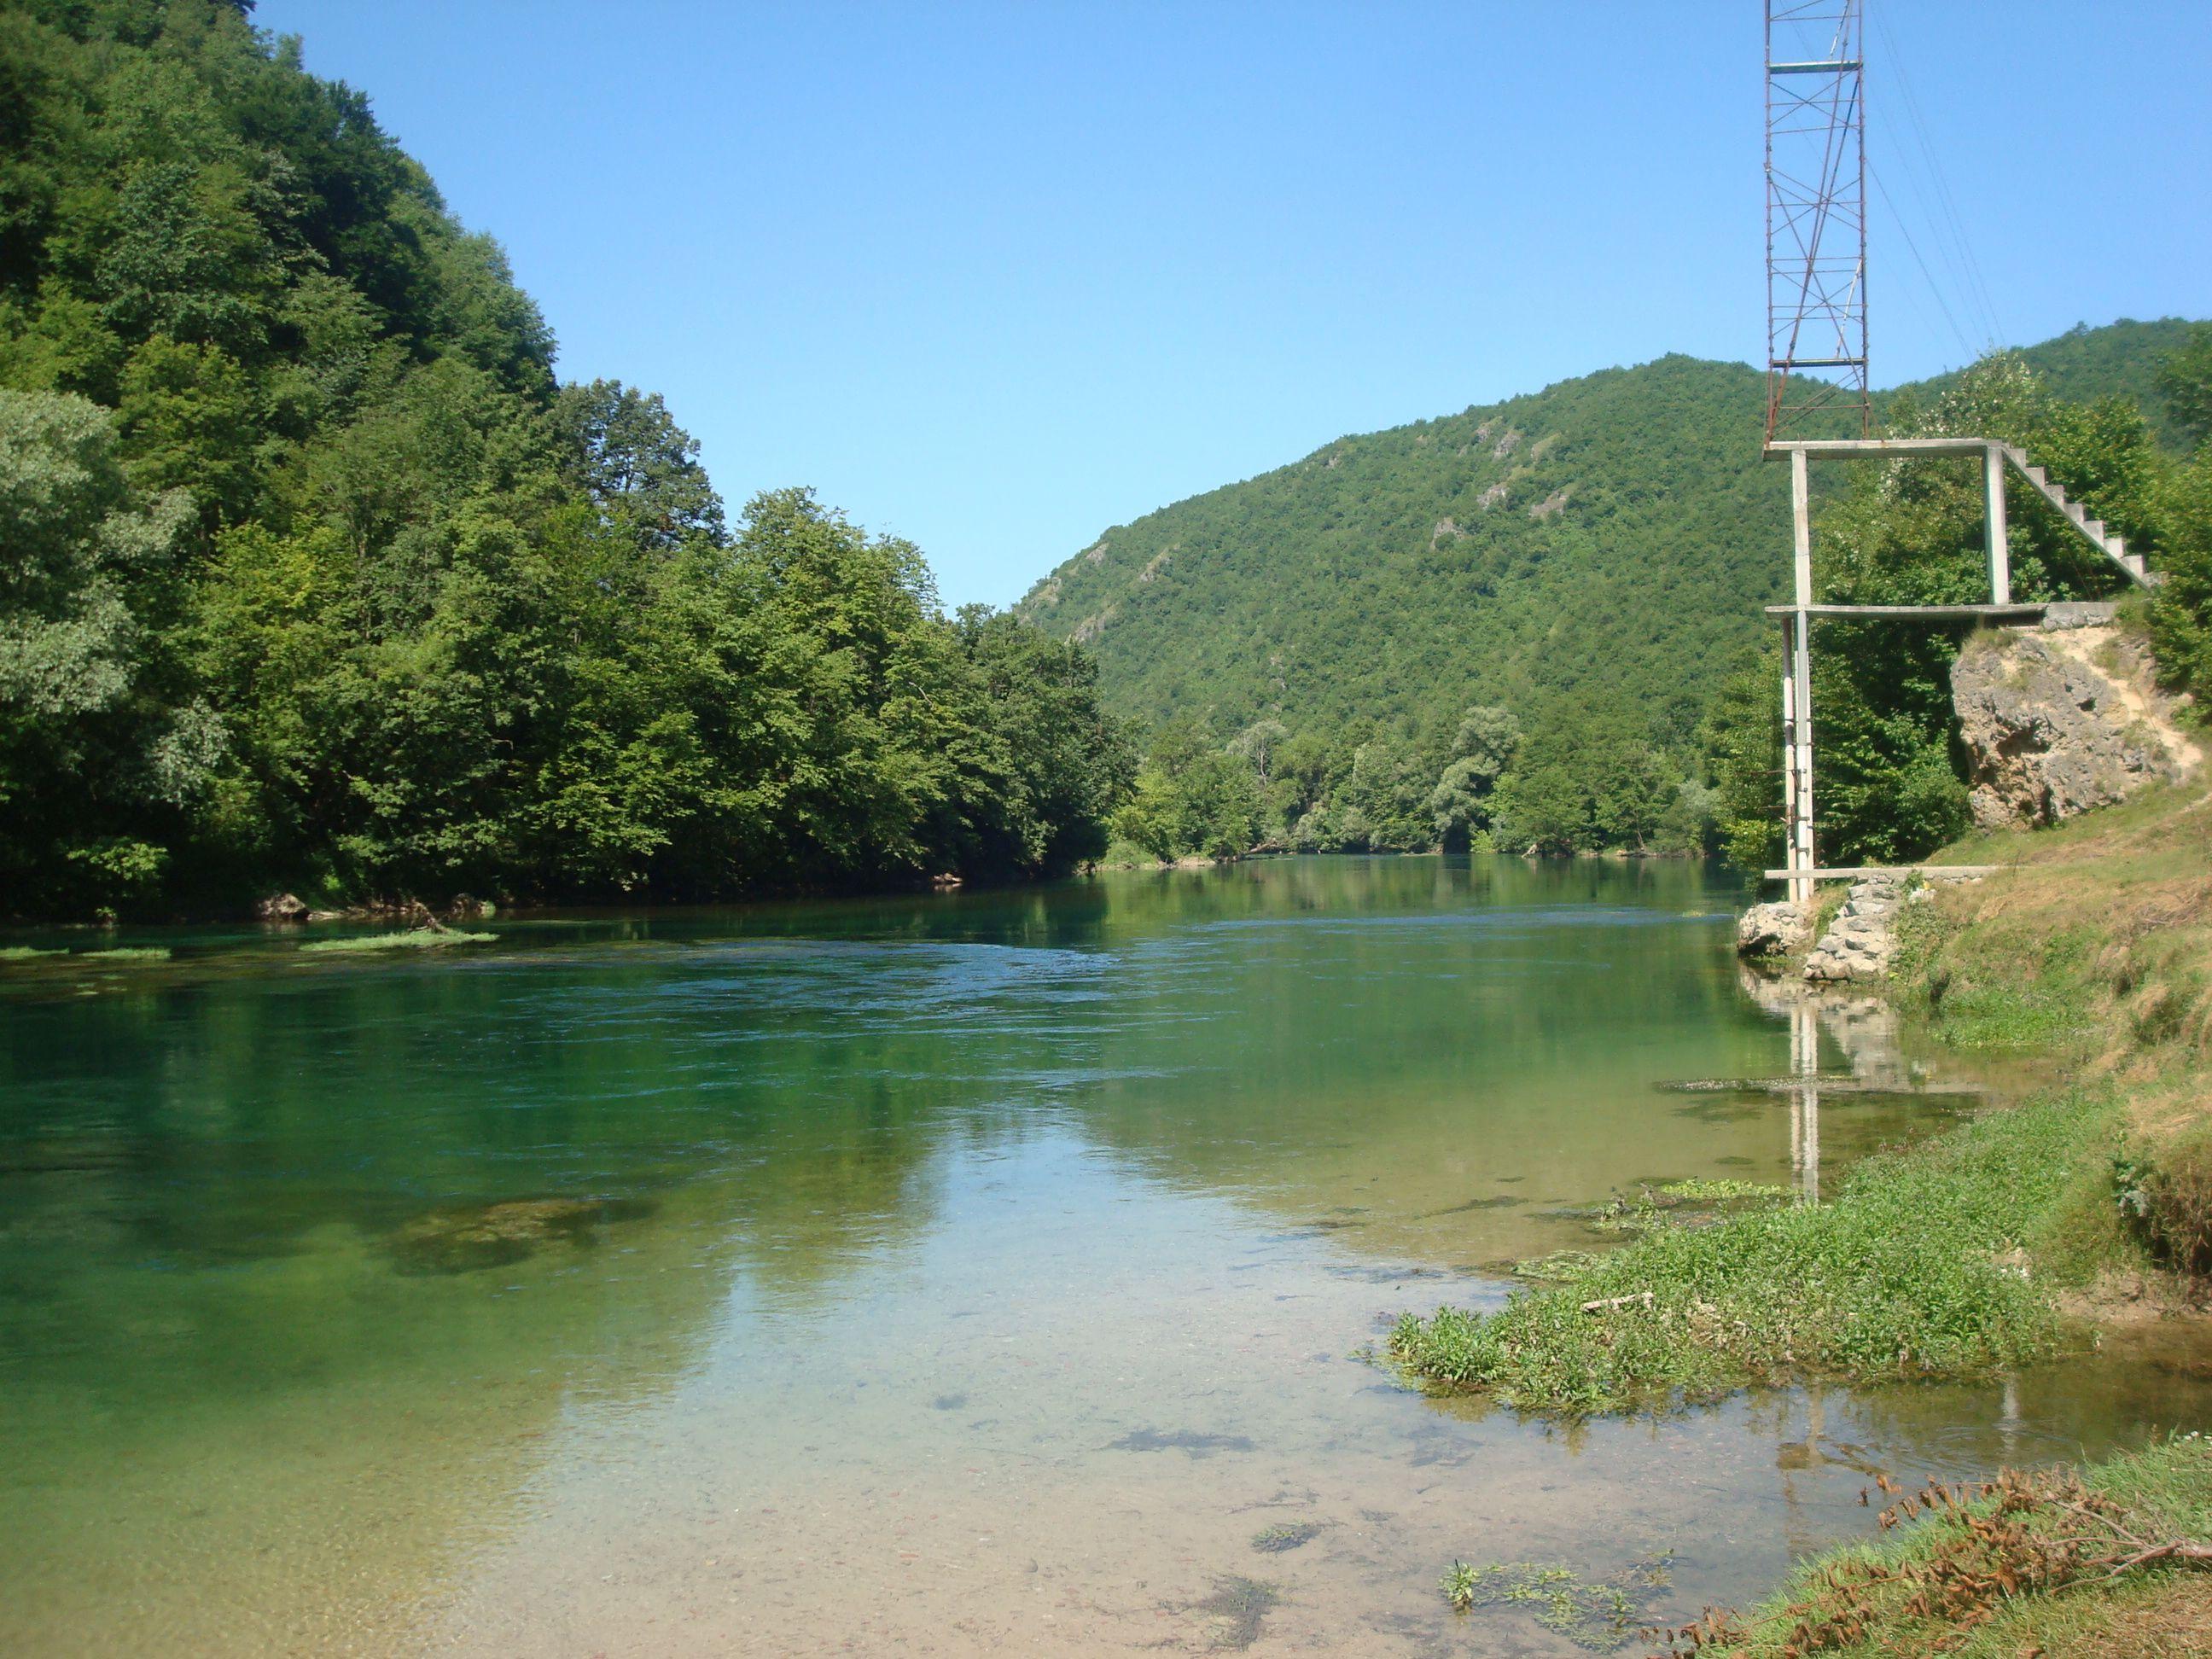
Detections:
[1440, 1555, 1673, 1650]
[296, 928, 493, 953]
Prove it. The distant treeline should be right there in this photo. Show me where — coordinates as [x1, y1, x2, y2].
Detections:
[0, 1, 1132, 916]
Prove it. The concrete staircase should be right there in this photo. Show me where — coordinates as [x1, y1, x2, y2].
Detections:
[2000, 443, 2153, 587]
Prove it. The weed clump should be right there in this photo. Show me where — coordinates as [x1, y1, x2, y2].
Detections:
[2123, 1123, 2212, 1276]
[1441, 1556, 1671, 1650]
[1186, 1575, 1278, 1650]
[1249, 1521, 1320, 1554]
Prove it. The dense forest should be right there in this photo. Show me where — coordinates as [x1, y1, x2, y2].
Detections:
[0, 0, 1132, 917]
[1019, 321, 2207, 863]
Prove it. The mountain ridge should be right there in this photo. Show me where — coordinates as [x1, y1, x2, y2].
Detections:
[1017, 318, 2197, 751]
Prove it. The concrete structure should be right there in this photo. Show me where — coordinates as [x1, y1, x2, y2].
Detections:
[1765, 438, 2153, 905]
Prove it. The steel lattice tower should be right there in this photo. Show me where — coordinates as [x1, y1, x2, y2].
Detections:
[1765, 1, 1868, 443]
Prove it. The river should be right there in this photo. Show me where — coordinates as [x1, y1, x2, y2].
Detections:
[2, 856, 2203, 1654]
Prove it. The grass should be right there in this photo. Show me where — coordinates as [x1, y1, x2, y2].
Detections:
[1392, 1091, 2098, 1415]
[299, 928, 495, 954]
[1669, 1437, 2212, 1656]
[0, 946, 65, 960]
[80, 946, 170, 961]
[1394, 780, 2212, 1417]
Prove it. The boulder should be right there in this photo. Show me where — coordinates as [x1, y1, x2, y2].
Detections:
[1737, 899, 1813, 958]
[1951, 626, 2200, 830]
[256, 892, 309, 922]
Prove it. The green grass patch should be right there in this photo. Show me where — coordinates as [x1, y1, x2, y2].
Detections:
[81, 946, 170, 961]
[299, 928, 495, 954]
[1392, 1088, 2113, 1416]
[0, 946, 66, 960]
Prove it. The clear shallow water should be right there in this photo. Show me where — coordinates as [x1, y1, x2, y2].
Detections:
[1, 856, 2205, 1655]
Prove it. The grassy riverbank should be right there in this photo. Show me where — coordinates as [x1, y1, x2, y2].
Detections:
[1671, 1435, 2212, 1656]
[1394, 781, 2212, 1415]
[1397, 781, 2212, 1648]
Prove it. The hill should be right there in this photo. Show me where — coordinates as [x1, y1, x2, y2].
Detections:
[1016, 320, 2201, 856]
[1892, 316, 2202, 449]
[1018, 352, 1784, 751]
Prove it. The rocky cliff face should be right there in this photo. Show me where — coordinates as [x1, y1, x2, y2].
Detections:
[1951, 622, 2201, 830]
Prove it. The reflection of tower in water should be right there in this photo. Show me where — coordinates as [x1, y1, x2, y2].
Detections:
[1790, 999, 1822, 1202]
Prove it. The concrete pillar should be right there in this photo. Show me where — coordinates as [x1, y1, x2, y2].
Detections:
[1984, 444, 2011, 605]
[1785, 450, 1816, 906]
[1791, 448, 1814, 608]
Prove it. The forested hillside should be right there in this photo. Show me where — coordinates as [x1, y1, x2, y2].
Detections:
[0, 0, 1130, 917]
[1019, 319, 2200, 859]
[1895, 317, 2203, 450]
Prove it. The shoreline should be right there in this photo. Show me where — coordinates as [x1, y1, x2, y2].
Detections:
[1396, 781, 2212, 1648]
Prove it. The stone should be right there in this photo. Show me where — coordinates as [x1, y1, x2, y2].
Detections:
[1803, 877, 1907, 982]
[385, 1196, 644, 1275]
[1951, 626, 2201, 830]
[256, 892, 309, 922]
[1737, 899, 1813, 958]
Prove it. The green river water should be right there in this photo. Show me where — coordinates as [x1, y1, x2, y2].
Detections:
[2, 856, 2204, 1655]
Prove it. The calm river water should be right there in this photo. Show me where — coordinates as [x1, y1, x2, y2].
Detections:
[2, 856, 2204, 1655]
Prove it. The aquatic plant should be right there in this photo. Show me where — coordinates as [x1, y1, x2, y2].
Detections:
[300, 929, 496, 954]
[82, 947, 170, 961]
[1249, 1521, 1321, 1554]
[1441, 1556, 1672, 1650]
[0, 946, 65, 960]
[1186, 1575, 1278, 1650]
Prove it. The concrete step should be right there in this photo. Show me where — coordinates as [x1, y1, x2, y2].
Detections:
[2124, 553, 2147, 577]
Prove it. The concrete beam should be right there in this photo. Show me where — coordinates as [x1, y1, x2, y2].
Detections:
[1765, 603, 2052, 620]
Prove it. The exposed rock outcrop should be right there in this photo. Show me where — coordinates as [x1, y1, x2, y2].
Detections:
[256, 892, 309, 922]
[1951, 624, 2201, 830]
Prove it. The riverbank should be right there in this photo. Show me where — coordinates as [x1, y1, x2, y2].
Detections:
[1668, 1435, 2212, 1656]
[1395, 779, 2212, 1643]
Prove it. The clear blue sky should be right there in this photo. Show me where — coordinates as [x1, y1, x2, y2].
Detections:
[256, 2, 2208, 607]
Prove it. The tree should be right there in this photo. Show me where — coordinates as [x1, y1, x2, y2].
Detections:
[556, 378, 725, 553]
[0, 389, 202, 905]
[2157, 323, 2212, 449]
